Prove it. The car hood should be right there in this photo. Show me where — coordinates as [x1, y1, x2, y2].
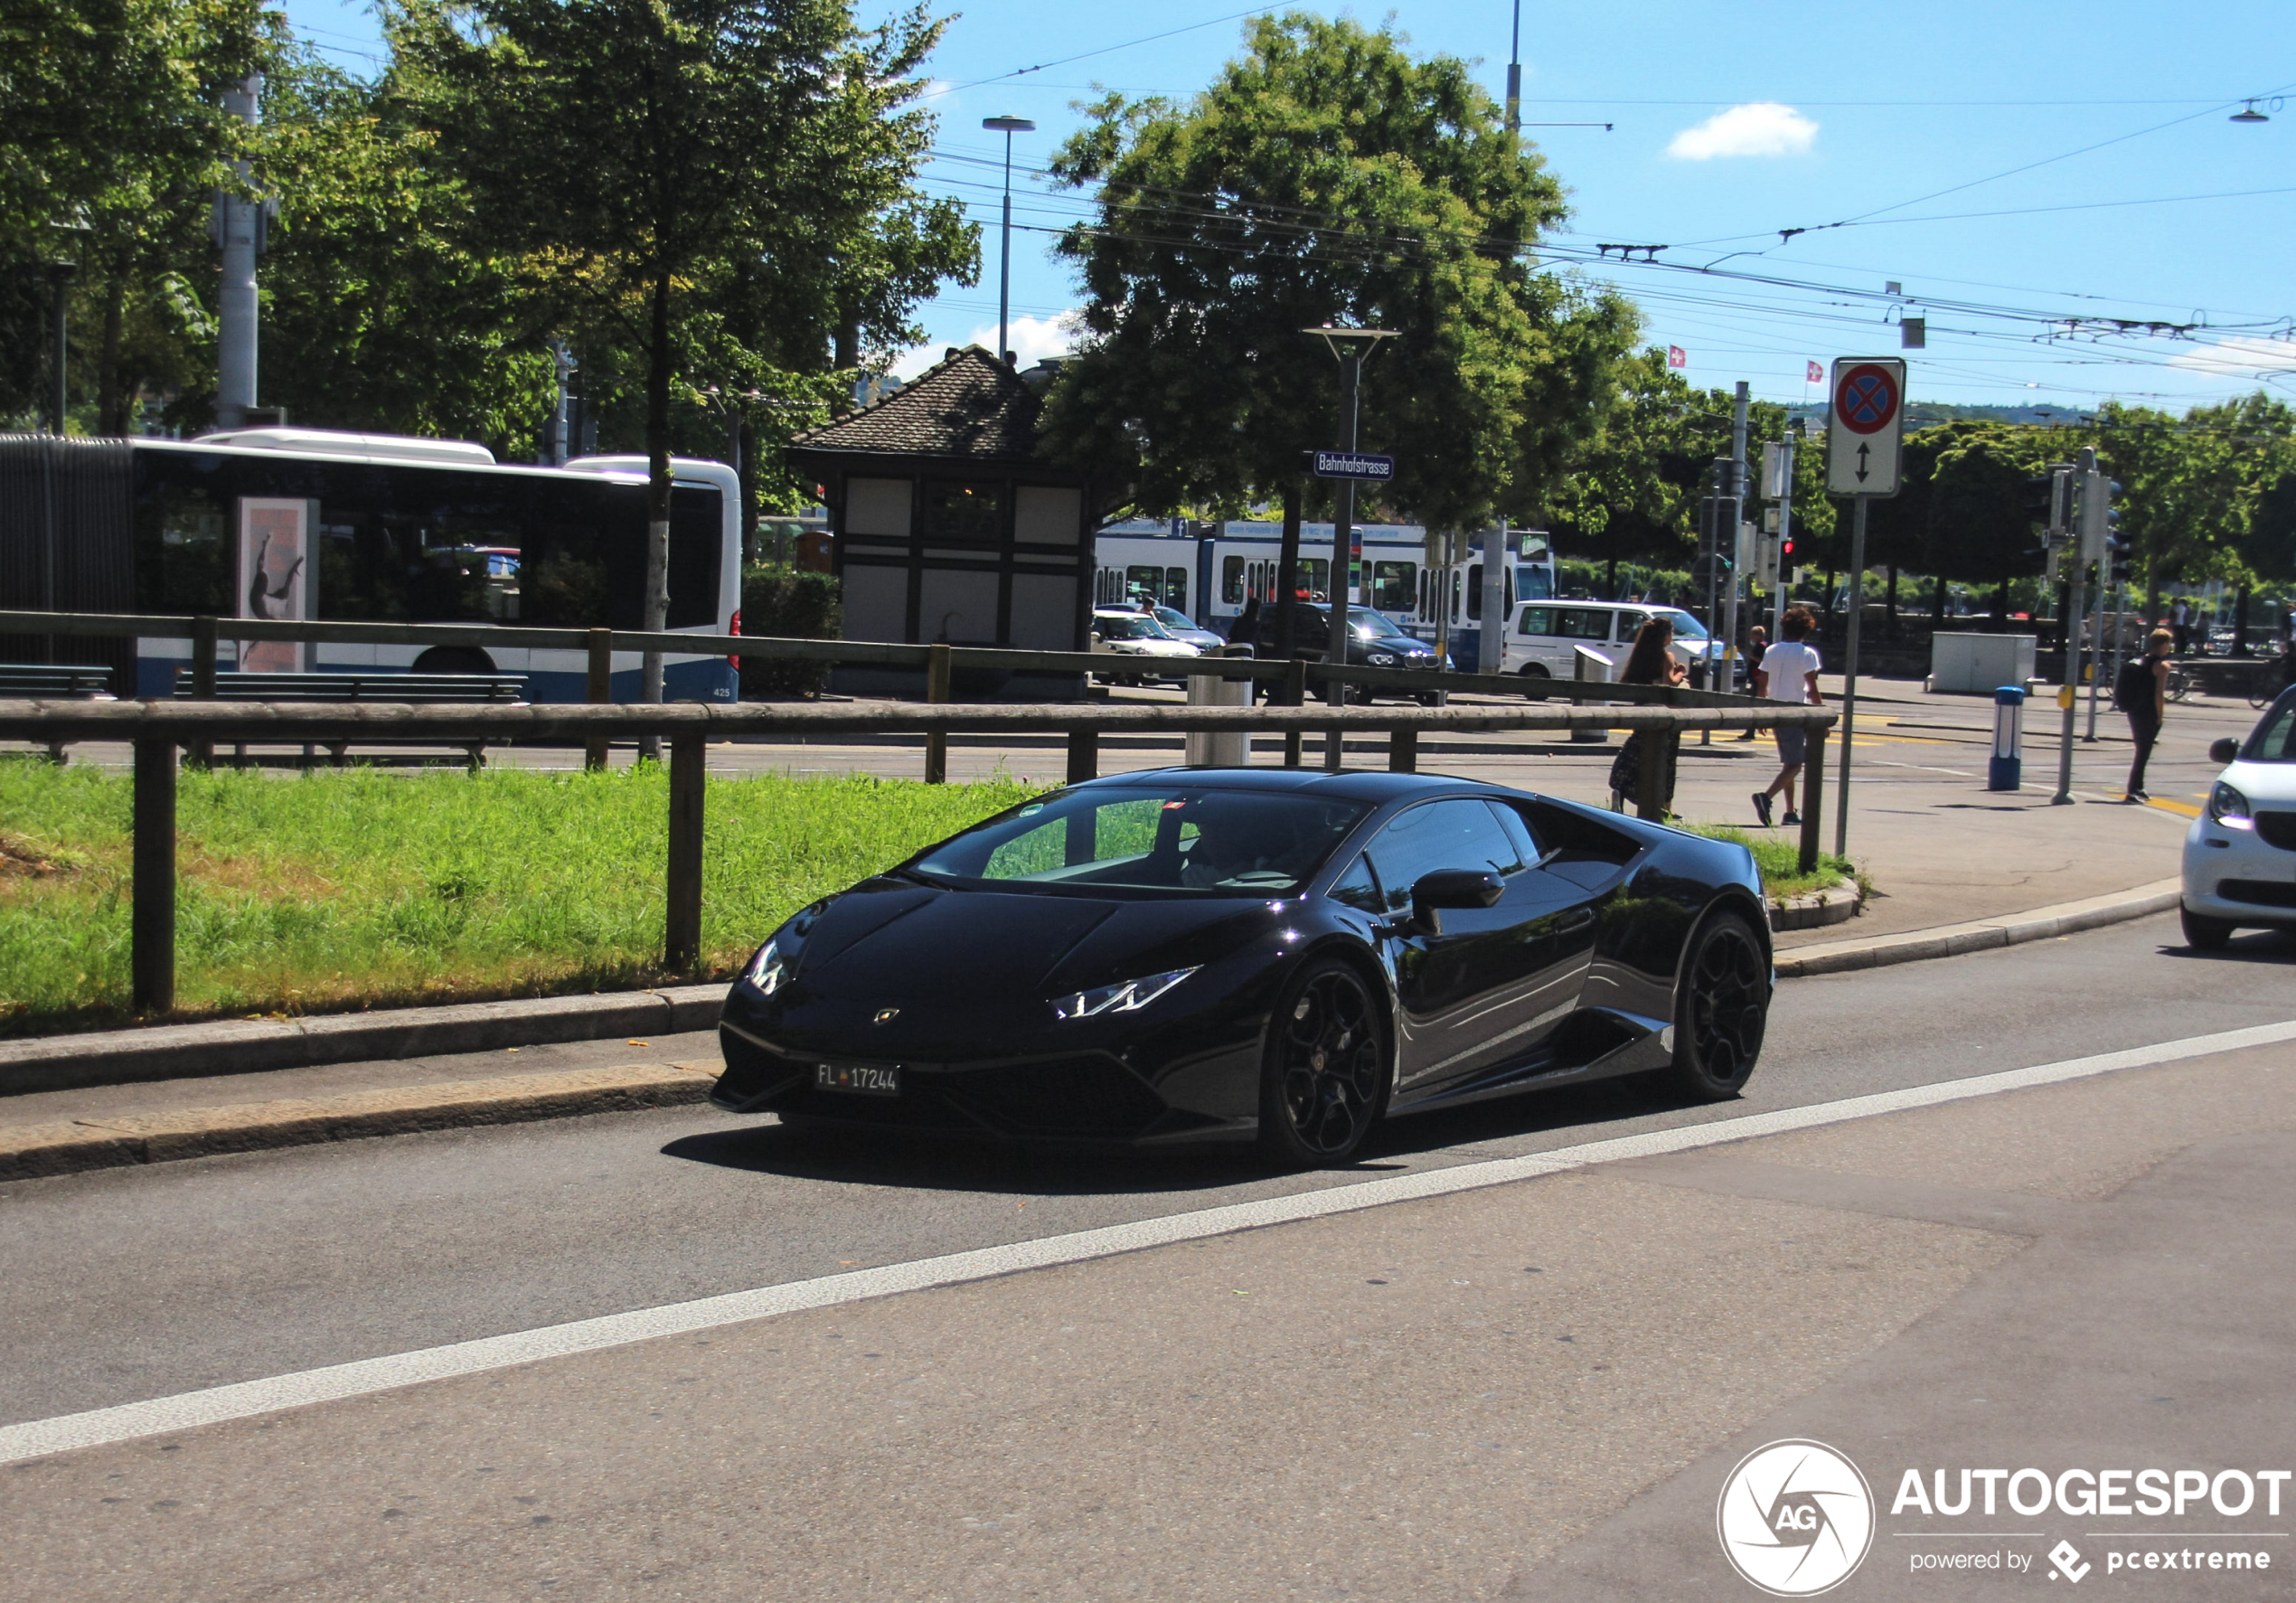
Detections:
[2222, 759, 2296, 804]
[792, 879, 1279, 1003]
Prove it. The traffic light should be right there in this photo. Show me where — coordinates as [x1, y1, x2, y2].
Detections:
[2106, 535, 2133, 588]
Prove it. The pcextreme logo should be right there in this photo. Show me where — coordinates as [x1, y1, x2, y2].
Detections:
[1717, 1438, 1877, 1597]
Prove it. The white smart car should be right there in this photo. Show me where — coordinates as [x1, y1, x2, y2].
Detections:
[2179, 686, 2296, 948]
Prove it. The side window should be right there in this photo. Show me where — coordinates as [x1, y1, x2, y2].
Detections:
[1516, 605, 1556, 637]
[1484, 800, 1542, 867]
[1560, 608, 1611, 641]
[1614, 610, 1649, 643]
[1222, 555, 1244, 604]
[1327, 853, 1384, 914]
[2258, 703, 2296, 761]
[1363, 799, 1522, 914]
[1167, 568, 1188, 610]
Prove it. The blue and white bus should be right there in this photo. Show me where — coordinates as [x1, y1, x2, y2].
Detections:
[0, 429, 741, 702]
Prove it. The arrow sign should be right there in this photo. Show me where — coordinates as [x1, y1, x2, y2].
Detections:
[1303, 449, 1395, 482]
[1826, 357, 1905, 497]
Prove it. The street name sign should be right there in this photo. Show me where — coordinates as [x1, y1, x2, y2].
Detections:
[1305, 449, 1395, 482]
[1826, 357, 1905, 497]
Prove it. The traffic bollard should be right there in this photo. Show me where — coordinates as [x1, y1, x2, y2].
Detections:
[1989, 684, 2025, 791]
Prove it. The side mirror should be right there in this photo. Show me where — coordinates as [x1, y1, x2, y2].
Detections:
[1409, 868, 1504, 937]
[2211, 737, 2241, 766]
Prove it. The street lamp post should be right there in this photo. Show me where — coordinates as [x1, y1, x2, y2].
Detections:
[1304, 324, 1397, 768]
[982, 116, 1036, 366]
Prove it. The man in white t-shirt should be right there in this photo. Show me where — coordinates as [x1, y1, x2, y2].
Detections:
[1751, 607, 1824, 827]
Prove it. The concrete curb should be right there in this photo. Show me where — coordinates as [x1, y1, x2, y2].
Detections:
[0, 1061, 720, 1183]
[1767, 882, 1862, 933]
[0, 985, 733, 1096]
[1773, 877, 2182, 979]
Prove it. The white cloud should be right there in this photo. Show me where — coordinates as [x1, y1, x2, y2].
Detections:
[889, 311, 1079, 381]
[2167, 336, 2296, 376]
[1665, 102, 1819, 161]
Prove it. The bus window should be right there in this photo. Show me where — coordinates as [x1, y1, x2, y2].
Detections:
[1166, 567, 1187, 610]
[1466, 563, 1482, 620]
[134, 484, 231, 614]
[1298, 558, 1330, 599]
[1222, 555, 1245, 604]
[1125, 564, 1165, 605]
[1371, 561, 1415, 613]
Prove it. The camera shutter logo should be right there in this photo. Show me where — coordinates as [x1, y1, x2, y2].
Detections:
[1716, 1438, 1876, 1596]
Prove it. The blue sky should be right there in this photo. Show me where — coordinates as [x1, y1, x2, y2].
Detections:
[285, 0, 2296, 413]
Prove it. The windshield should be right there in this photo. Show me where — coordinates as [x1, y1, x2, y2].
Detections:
[1096, 614, 1169, 641]
[2245, 693, 2296, 761]
[1153, 607, 1197, 631]
[910, 787, 1371, 895]
[1651, 608, 1709, 641]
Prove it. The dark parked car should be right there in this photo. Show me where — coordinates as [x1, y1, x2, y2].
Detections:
[714, 769, 1771, 1166]
[1276, 604, 1448, 704]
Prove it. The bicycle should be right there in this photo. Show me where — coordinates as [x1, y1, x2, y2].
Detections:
[2167, 663, 2193, 702]
[2251, 654, 2294, 710]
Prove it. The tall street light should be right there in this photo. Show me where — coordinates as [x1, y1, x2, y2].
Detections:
[982, 115, 1036, 366]
[1304, 323, 1397, 764]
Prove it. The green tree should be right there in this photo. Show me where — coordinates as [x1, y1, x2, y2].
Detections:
[1038, 12, 1633, 644]
[0, 0, 271, 426]
[400, 0, 969, 702]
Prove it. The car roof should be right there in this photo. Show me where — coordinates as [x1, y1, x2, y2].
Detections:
[1068, 766, 1520, 805]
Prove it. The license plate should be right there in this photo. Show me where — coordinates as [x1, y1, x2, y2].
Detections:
[814, 1061, 901, 1098]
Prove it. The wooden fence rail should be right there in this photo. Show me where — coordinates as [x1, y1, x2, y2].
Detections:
[0, 697, 1835, 1014]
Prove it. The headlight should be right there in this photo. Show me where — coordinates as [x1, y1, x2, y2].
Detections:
[1050, 967, 1198, 1021]
[1367, 652, 1396, 666]
[2208, 782, 2254, 828]
[740, 940, 787, 995]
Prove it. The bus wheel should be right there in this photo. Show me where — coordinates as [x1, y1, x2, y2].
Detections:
[413, 646, 495, 675]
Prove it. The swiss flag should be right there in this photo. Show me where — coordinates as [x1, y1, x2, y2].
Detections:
[1806, 360, 1824, 383]
[1667, 345, 1688, 369]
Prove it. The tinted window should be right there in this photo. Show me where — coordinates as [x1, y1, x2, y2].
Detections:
[1517, 605, 1556, 637]
[1363, 798, 1522, 914]
[913, 787, 1370, 896]
[1328, 853, 1383, 914]
[1558, 608, 1611, 641]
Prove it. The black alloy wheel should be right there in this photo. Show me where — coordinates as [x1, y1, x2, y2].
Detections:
[1670, 910, 1767, 1099]
[2181, 905, 2235, 951]
[1259, 958, 1388, 1166]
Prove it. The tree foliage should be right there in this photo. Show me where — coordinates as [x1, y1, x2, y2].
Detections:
[1038, 13, 1634, 531]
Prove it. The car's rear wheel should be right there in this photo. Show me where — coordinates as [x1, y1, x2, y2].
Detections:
[1258, 958, 1388, 1166]
[1518, 663, 1550, 680]
[2182, 905, 2235, 950]
[1670, 910, 1767, 1100]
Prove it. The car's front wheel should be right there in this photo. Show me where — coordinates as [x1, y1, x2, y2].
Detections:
[1670, 909, 1767, 1099]
[2182, 904, 2235, 950]
[1258, 957, 1388, 1167]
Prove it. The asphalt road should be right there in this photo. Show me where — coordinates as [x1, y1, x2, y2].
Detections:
[4, 911, 2290, 1434]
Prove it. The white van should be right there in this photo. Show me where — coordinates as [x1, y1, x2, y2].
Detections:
[1501, 600, 1735, 684]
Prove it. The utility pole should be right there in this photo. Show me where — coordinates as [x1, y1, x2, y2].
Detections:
[2053, 456, 2089, 804]
[1723, 380, 1749, 702]
[1505, 0, 1522, 136]
[214, 72, 262, 429]
[1765, 436, 1797, 641]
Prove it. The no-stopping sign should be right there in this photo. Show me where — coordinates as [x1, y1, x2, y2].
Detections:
[1826, 357, 1905, 495]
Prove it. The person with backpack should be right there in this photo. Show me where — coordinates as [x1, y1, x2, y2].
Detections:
[2115, 627, 2173, 801]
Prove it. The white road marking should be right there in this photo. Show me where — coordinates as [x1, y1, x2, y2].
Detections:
[5, 1018, 2294, 1466]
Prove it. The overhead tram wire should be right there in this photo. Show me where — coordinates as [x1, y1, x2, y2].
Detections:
[927, 5, 1290, 99]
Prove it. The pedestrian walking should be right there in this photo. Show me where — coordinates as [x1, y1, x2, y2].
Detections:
[1750, 607, 1823, 827]
[2170, 598, 2191, 658]
[1735, 626, 1768, 740]
[1609, 617, 1688, 816]
[2116, 627, 2173, 801]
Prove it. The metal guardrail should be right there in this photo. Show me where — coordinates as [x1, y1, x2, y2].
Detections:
[0, 608, 1786, 711]
[0, 695, 1836, 1015]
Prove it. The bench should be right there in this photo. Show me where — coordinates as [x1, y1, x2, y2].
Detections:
[0, 664, 118, 760]
[173, 670, 529, 768]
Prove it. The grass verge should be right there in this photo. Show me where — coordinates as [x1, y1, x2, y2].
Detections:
[1688, 823, 1859, 904]
[0, 759, 1034, 1035]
